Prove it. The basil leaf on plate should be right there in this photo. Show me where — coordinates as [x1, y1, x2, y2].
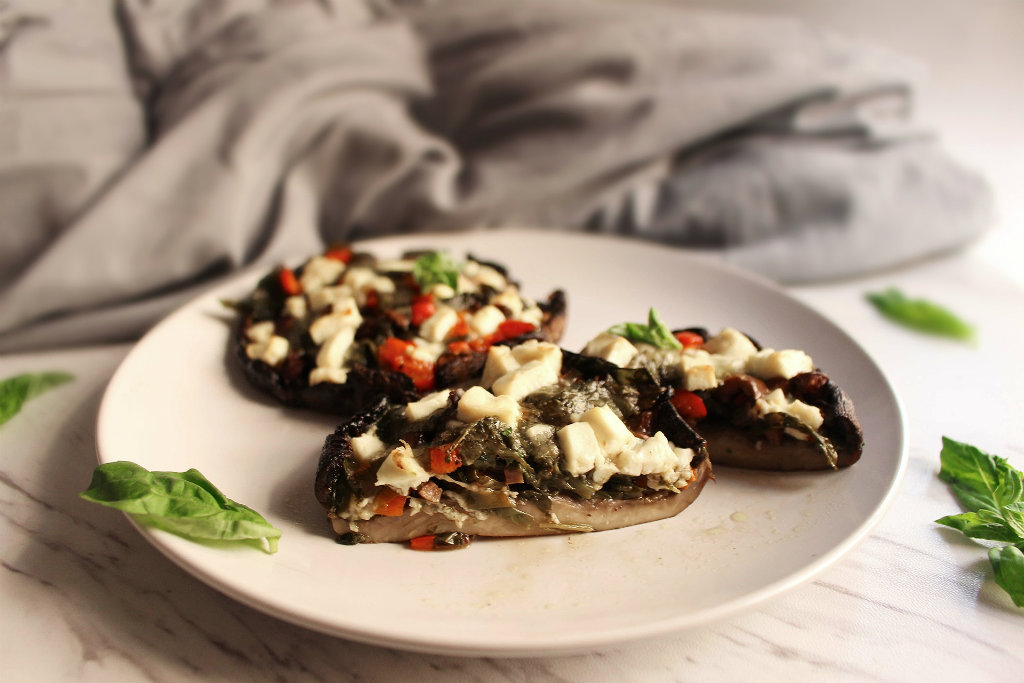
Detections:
[866, 288, 975, 342]
[608, 308, 682, 350]
[0, 372, 74, 426]
[413, 251, 462, 291]
[936, 437, 1024, 608]
[81, 461, 281, 554]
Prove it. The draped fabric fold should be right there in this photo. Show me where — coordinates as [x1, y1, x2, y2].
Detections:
[0, 0, 991, 351]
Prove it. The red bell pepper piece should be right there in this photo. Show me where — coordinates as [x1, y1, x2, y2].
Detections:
[429, 444, 462, 474]
[373, 488, 407, 517]
[324, 246, 353, 263]
[674, 331, 705, 349]
[409, 534, 436, 551]
[411, 294, 436, 327]
[278, 267, 302, 296]
[670, 390, 707, 421]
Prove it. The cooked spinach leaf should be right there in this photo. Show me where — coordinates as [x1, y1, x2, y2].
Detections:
[0, 372, 74, 426]
[936, 437, 1024, 608]
[81, 461, 281, 554]
[866, 288, 975, 342]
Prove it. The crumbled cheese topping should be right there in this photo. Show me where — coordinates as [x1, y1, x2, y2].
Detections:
[557, 407, 694, 489]
[584, 327, 817, 389]
[481, 341, 562, 397]
[457, 386, 521, 426]
[375, 442, 431, 494]
[756, 388, 824, 430]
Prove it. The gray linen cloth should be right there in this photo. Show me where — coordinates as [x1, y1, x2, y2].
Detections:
[0, 0, 992, 351]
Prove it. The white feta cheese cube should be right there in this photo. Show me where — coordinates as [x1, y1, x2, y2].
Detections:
[245, 334, 290, 366]
[430, 283, 456, 299]
[481, 345, 521, 388]
[579, 405, 633, 456]
[684, 364, 718, 391]
[370, 275, 396, 294]
[300, 256, 346, 293]
[407, 339, 446, 364]
[516, 302, 544, 327]
[283, 295, 307, 319]
[511, 340, 562, 373]
[245, 320, 275, 344]
[656, 447, 695, 487]
[316, 327, 356, 368]
[491, 359, 559, 400]
[350, 426, 385, 462]
[704, 328, 758, 360]
[707, 353, 747, 380]
[583, 332, 638, 367]
[745, 348, 815, 380]
[418, 304, 458, 342]
[756, 388, 824, 430]
[614, 432, 681, 477]
[470, 305, 506, 337]
[309, 302, 361, 344]
[457, 386, 520, 426]
[679, 348, 711, 370]
[491, 287, 524, 316]
[557, 422, 601, 476]
[405, 390, 452, 421]
[342, 266, 376, 291]
[263, 336, 290, 364]
[526, 423, 555, 445]
[309, 367, 348, 385]
[375, 443, 430, 495]
[470, 263, 508, 291]
[591, 451, 619, 485]
[307, 284, 352, 313]
[455, 273, 477, 294]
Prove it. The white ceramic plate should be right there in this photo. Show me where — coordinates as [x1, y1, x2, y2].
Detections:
[96, 229, 906, 657]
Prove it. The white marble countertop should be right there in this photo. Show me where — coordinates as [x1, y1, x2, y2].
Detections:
[1, 239, 1022, 682]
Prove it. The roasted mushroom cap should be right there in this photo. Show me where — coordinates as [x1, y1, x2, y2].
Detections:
[315, 351, 712, 543]
[695, 371, 863, 471]
[323, 460, 713, 543]
[232, 258, 567, 420]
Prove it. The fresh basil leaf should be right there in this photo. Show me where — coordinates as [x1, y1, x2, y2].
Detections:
[0, 372, 74, 426]
[647, 308, 681, 350]
[936, 437, 1024, 610]
[412, 251, 461, 291]
[936, 511, 1023, 544]
[81, 461, 281, 553]
[866, 288, 975, 342]
[989, 546, 1024, 608]
[608, 307, 682, 350]
[607, 321, 654, 344]
[939, 436, 1022, 512]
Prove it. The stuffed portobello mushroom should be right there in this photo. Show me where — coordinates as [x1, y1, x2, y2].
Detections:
[315, 342, 713, 549]
[231, 247, 567, 418]
[582, 310, 863, 471]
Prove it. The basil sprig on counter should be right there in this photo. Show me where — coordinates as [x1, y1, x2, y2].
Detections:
[608, 308, 682, 350]
[0, 372, 74, 426]
[413, 251, 462, 291]
[936, 437, 1024, 608]
[866, 288, 976, 343]
[81, 462, 281, 554]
